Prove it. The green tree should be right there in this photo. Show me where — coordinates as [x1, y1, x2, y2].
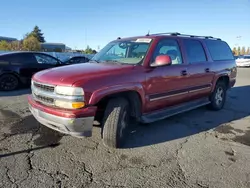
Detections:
[0, 41, 11, 51]
[22, 36, 41, 51]
[9, 41, 22, 51]
[83, 45, 97, 54]
[237, 46, 241, 56]
[241, 46, 246, 55]
[27, 26, 45, 43]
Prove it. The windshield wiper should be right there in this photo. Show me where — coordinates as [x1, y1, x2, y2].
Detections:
[104, 60, 127, 65]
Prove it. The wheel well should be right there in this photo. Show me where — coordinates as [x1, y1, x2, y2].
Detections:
[94, 91, 142, 122]
[217, 76, 229, 89]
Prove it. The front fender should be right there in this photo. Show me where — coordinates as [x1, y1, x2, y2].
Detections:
[88, 83, 145, 106]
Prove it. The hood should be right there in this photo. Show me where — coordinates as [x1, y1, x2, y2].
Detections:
[33, 62, 134, 86]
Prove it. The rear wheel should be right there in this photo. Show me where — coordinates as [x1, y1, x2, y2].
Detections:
[0, 74, 19, 91]
[102, 97, 130, 148]
[207, 81, 227, 111]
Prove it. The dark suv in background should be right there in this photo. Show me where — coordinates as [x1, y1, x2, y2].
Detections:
[0, 51, 63, 91]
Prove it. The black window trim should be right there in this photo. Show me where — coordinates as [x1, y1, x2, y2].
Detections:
[150, 38, 184, 66]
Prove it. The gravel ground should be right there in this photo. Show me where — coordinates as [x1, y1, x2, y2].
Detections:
[1, 68, 250, 188]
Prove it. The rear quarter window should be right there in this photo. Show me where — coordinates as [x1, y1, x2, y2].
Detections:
[205, 40, 234, 61]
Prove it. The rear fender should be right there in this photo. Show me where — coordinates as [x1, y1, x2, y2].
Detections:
[211, 70, 231, 92]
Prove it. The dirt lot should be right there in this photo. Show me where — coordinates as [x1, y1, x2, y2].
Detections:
[1, 68, 250, 188]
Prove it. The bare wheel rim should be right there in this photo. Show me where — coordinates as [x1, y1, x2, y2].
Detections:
[215, 87, 224, 106]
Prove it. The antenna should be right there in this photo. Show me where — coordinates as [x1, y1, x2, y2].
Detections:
[146, 30, 150, 36]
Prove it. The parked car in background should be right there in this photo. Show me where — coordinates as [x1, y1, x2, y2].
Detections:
[0, 51, 63, 91]
[28, 32, 236, 148]
[63, 55, 90, 64]
[236, 55, 250, 67]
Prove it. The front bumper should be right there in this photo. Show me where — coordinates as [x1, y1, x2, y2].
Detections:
[28, 95, 96, 137]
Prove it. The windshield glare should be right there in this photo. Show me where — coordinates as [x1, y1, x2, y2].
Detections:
[92, 38, 152, 64]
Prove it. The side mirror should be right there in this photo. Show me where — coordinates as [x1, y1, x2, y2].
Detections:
[151, 55, 172, 67]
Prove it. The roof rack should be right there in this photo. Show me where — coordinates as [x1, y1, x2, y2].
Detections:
[147, 32, 221, 40]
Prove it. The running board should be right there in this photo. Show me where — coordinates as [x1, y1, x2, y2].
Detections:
[140, 98, 210, 124]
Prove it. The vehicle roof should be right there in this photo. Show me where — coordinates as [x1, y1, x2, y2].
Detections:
[113, 32, 224, 42]
[0, 51, 57, 57]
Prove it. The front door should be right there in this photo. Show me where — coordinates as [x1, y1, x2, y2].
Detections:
[144, 38, 191, 113]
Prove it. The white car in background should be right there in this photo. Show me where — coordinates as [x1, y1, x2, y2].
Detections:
[236, 55, 250, 67]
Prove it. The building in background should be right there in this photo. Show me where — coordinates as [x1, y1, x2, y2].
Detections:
[0, 36, 18, 42]
[40, 42, 66, 52]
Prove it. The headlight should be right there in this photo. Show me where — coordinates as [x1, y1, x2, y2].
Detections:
[54, 86, 84, 96]
[54, 100, 85, 109]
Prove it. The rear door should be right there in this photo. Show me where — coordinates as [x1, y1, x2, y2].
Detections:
[6, 53, 38, 78]
[182, 39, 214, 100]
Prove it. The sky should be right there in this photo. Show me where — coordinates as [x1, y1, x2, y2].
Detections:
[0, 0, 249, 50]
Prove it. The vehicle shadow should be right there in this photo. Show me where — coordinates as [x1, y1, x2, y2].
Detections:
[0, 110, 64, 158]
[124, 85, 250, 148]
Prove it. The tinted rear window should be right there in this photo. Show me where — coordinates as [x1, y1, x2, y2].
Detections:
[205, 40, 234, 61]
[183, 39, 207, 64]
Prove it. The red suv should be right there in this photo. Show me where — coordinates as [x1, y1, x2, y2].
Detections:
[28, 32, 237, 148]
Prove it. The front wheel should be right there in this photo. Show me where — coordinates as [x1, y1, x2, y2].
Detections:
[102, 97, 130, 148]
[207, 81, 227, 111]
[0, 74, 19, 91]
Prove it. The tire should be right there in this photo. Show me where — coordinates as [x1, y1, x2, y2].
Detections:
[102, 97, 130, 148]
[0, 74, 19, 91]
[207, 81, 227, 111]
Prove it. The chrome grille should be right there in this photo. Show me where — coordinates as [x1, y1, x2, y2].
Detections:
[34, 93, 54, 104]
[32, 81, 55, 105]
[33, 82, 55, 92]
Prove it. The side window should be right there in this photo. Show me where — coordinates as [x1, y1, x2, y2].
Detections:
[205, 40, 234, 61]
[34, 54, 58, 65]
[152, 39, 183, 65]
[6, 54, 35, 65]
[183, 40, 207, 64]
[79, 57, 88, 63]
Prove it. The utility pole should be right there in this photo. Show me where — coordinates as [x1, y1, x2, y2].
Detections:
[236, 36, 242, 56]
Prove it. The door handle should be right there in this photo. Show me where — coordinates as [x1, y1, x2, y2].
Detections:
[181, 70, 188, 76]
[205, 68, 210, 73]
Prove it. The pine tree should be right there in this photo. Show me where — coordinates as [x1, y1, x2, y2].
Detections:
[28, 26, 45, 43]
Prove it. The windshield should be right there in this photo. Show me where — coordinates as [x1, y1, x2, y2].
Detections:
[91, 38, 152, 64]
